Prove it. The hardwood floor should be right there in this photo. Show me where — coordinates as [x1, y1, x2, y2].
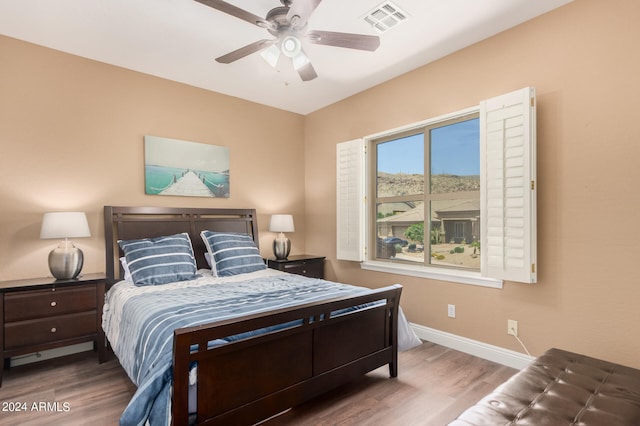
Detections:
[0, 350, 135, 426]
[0, 342, 516, 425]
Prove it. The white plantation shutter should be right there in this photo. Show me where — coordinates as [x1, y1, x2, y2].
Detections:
[480, 87, 537, 283]
[336, 139, 365, 261]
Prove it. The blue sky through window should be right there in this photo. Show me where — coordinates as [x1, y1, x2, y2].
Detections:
[377, 118, 479, 176]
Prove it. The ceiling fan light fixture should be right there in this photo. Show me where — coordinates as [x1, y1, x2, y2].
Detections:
[281, 35, 302, 58]
[291, 51, 310, 71]
[260, 43, 281, 68]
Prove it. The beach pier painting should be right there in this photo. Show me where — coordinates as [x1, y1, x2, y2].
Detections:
[144, 135, 230, 198]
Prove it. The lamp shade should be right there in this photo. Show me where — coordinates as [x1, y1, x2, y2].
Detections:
[269, 214, 294, 233]
[281, 36, 302, 58]
[40, 212, 91, 239]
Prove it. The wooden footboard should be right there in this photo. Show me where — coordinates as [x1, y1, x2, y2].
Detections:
[172, 284, 402, 426]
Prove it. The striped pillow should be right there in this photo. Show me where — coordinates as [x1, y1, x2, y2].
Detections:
[201, 231, 266, 277]
[118, 233, 198, 286]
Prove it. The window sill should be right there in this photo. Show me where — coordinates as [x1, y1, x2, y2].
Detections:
[360, 261, 503, 289]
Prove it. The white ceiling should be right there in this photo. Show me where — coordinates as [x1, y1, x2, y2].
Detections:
[0, 0, 572, 115]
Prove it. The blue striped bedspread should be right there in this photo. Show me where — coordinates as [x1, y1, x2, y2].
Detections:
[102, 269, 381, 426]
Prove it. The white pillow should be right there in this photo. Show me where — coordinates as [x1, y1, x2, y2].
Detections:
[204, 252, 217, 277]
[119, 256, 132, 282]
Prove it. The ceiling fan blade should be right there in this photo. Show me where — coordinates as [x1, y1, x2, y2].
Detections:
[291, 50, 317, 81]
[195, 0, 274, 29]
[296, 61, 318, 81]
[306, 30, 380, 51]
[260, 44, 281, 68]
[286, 0, 322, 30]
[215, 39, 276, 64]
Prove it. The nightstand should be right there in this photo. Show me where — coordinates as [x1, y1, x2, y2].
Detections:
[266, 255, 325, 279]
[0, 273, 106, 386]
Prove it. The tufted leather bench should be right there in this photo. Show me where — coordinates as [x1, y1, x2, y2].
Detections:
[448, 348, 640, 425]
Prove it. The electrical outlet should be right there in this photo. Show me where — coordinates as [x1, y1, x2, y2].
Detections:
[507, 319, 518, 336]
[447, 304, 456, 318]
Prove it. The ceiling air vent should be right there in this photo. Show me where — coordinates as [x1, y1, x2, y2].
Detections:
[363, 1, 409, 34]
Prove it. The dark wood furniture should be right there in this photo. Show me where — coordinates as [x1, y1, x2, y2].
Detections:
[104, 206, 401, 426]
[0, 272, 107, 386]
[266, 254, 325, 278]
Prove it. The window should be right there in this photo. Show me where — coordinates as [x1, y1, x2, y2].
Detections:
[337, 87, 537, 287]
[372, 114, 480, 271]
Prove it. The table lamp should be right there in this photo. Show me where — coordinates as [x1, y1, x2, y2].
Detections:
[269, 214, 294, 260]
[40, 211, 91, 280]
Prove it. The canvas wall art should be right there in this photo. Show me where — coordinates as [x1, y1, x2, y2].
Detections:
[144, 135, 230, 198]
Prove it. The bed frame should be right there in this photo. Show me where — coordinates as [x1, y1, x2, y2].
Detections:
[104, 206, 402, 426]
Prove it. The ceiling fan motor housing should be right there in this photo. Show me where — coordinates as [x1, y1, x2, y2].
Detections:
[266, 7, 296, 35]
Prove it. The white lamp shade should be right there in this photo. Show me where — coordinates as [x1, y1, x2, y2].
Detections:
[281, 36, 301, 58]
[40, 212, 91, 239]
[269, 214, 295, 233]
[260, 44, 281, 68]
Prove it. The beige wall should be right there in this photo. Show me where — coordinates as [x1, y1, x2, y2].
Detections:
[0, 35, 306, 280]
[305, 0, 640, 368]
[2, 0, 639, 370]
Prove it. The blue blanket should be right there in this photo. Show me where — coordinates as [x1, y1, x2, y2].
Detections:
[103, 273, 372, 426]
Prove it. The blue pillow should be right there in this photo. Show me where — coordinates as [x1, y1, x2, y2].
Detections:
[118, 233, 199, 286]
[201, 231, 266, 276]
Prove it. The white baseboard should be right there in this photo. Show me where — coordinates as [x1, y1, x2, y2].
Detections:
[9, 326, 532, 370]
[411, 323, 534, 370]
[10, 342, 94, 367]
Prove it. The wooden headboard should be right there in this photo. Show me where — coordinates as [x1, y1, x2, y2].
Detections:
[103, 206, 259, 285]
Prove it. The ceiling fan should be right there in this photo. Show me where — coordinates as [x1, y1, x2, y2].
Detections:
[195, 0, 381, 81]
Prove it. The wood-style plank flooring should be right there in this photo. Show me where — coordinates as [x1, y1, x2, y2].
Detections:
[0, 342, 516, 425]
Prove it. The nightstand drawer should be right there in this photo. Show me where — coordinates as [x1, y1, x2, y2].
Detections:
[4, 285, 97, 322]
[282, 262, 323, 278]
[4, 311, 97, 350]
[267, 255, 325, 279]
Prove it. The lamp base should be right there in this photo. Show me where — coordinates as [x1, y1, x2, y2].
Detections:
[48, 240, 84, 280]
[273, 234, 291, 260]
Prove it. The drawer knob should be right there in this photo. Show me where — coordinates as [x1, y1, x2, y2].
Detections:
[51, 301, 57, 307]
[51, 327, 57, 333]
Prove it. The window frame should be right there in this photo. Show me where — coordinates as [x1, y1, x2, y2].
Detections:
[363, 106, 502, 288]
[369, 110, 481, 272]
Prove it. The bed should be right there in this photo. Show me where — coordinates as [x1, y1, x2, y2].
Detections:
[103, 206, 413, 426]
